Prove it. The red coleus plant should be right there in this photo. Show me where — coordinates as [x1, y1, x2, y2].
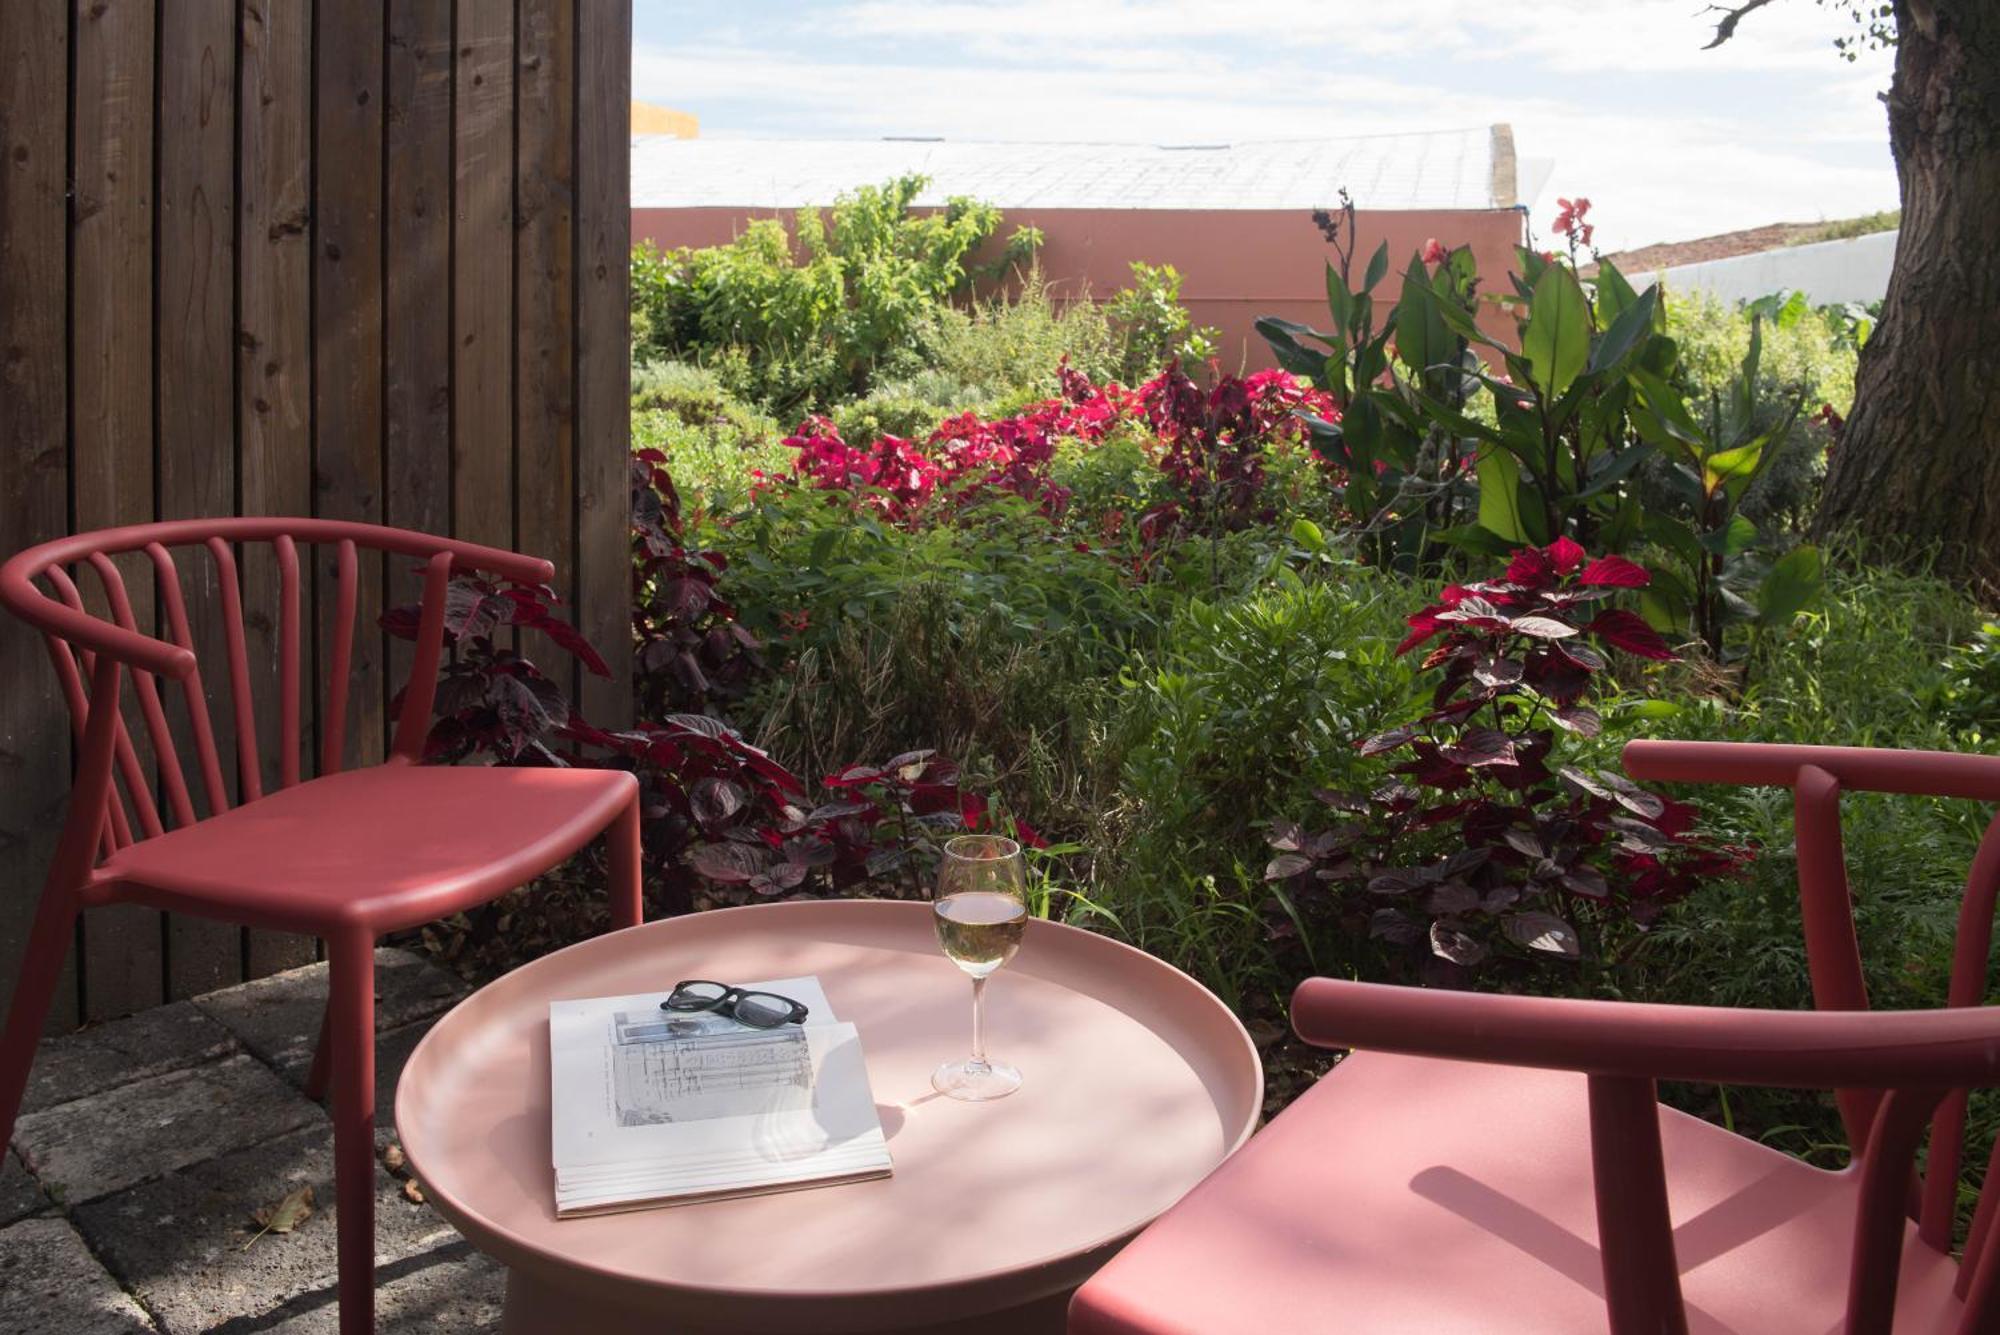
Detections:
[631, 448, 764, 717]
[684, 749, 988, 907]
[384, 574, 981, 917]
[779, 360, 1332, 535]
[1265, 537, 1746, 983]
[381, 574, 610, 765]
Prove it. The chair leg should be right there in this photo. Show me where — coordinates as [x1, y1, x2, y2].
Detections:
[0, 889, 82, 1149]
[329, 929, 377, 1335]
[608, 796, 642, 931]
[302, 1001, 334, 1101]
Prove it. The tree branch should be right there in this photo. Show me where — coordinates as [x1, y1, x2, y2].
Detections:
[1701, 0, 1781, 48]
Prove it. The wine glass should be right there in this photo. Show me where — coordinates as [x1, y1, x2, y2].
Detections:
[930, 834, 1027, 1101]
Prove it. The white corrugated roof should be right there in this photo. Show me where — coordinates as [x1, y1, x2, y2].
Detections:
[631, 127, 1509, 212]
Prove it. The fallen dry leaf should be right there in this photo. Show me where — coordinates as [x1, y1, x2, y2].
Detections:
[380, 1143, 407, 1175]
[243, 1185, 315, 1248]
[401, 1178, 426, 1205]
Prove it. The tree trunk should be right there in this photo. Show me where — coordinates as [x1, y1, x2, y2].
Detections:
[1813, 0, 2000, 595]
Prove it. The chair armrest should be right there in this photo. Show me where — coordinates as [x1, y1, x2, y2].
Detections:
[1291, 978, 2000, 1090]
[422, 538, 555, 588]
[1624, 739, 2000, 804]
[0, 550, 195, 680]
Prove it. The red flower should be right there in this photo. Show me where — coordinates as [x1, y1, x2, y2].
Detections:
[1421, 237, 1448, 266]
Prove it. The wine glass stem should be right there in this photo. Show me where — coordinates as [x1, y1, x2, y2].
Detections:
[969, 975, 989, 1070]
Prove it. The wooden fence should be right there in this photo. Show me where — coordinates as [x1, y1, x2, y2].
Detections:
[0, 0, 634, 1028]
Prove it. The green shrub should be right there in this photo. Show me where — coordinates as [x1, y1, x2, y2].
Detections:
[1660, 289, 1857, 533]
[630, 369, 786, 512]
[1936, 621, 2000, 743]
[918, 268, 1118, 403]
[1612, 562, 1992, 1178]
[632, 176, 1040, 414]
[1106, 261, 1219, 382]
[1095, 569, 1417, 1000]
[831, 391, 952, 446]
[711, 487, 1165, 791]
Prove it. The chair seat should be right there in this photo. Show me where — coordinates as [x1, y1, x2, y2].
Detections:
[100, 763, 637, 935]
[1071, 1051, 1966, 1335]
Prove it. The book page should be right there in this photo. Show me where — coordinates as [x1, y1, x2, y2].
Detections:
[548, 977, 890, 1212]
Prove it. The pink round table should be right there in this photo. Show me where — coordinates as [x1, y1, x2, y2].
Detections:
[395, 899, 1261, 1334]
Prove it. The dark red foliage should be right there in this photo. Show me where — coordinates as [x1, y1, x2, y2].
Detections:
[384, 571, 977, 916]
[684, 749, 987, 908]
[631, 448, 765, 716]
[778, 360, 1333, 535]
[1266, 539, 1748, 983]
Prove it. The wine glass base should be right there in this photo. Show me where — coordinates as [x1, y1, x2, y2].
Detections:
[932, 1058, 1022, 1101]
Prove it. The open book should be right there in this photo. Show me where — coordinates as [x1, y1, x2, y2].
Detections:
[549, 976, 893, 1217]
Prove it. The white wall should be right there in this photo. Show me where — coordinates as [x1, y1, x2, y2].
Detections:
[1629, 229, 1896, 306]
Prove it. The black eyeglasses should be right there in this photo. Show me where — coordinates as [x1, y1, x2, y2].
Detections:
[660, 980, 809, 1029]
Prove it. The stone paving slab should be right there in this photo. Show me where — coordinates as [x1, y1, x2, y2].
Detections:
[74, 1126, 462, 1335]
[258, 1244, 505, 1335]
[0, 1150, 46, 1227]
[0, 1214, 158, 1334]
[193, 950, 467, 1086]
[15, 1053, 325, 1205]
[22, 1001, 239, 1117]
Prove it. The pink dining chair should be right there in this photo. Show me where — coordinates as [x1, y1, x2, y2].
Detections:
[0, 519, 642, 1335]
[1071, 741, 2000, 1335]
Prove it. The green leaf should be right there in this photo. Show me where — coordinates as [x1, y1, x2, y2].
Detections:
[1255, 317, 1334, 383]
[1407, 386, 1500, 444]
[1588, 286, 1658, 375]
[1522, 264, 1590, 398]
[1394, 255, 1447, 383]
[1628, 368, 1706, 453]
[1362, 241, 1390, 294]
[1593, 259, 1641, 327]
[1421, 285, 1508, 353]
[1698, 514, 1758, 557]
[1757, 545, 1824, 628]
[1432, 523, 1520, 558]
[1289, 517, 1326, 551]
[1325, 262, 1354, 336]
[1643, 514, 1703, 569]
[1703, 439, 1766, 498]
[1476, 449, 1529, 542]
[1574, 442, 1657, 501]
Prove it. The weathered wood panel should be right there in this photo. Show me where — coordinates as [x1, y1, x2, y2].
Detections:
[0, 0, 77, 1030]
[237, 0, 317, 979]
[452, 0, 516, 555]
[156, 0, 242, 999]
[383, 0, 455, 738]
[313, 4, 386, 774]
[71, 0, 161, 1021]
[517, 0, 578, 698]
[0, 0, 632, 1026]
[576, 0, 634, 730]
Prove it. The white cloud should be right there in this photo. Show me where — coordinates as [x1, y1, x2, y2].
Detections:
[631, 0, 1899, 249]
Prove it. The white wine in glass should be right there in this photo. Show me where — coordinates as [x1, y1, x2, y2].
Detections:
[931, 834, 1026, 1101]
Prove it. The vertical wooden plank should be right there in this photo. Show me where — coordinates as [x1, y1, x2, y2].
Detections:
[451, 0, 514, 553]
[72, 0, 160, 1020]
[0, 0, 77, 1031]
[383, 0, 452, 747]
[516, 0, 575, 698]
[574, 0, 632, 729]
[314, 2, 384, 773]
[157, 0, 241, 999]
[238, 0, 316, 977]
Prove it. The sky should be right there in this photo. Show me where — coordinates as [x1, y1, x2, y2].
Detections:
[630, 1, 1901, 253]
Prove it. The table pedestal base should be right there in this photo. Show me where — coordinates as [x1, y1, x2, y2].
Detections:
[500, 1269, 1072, 1335]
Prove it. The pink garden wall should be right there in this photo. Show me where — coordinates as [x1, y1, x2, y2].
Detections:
[631, 205, 1528, 371]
